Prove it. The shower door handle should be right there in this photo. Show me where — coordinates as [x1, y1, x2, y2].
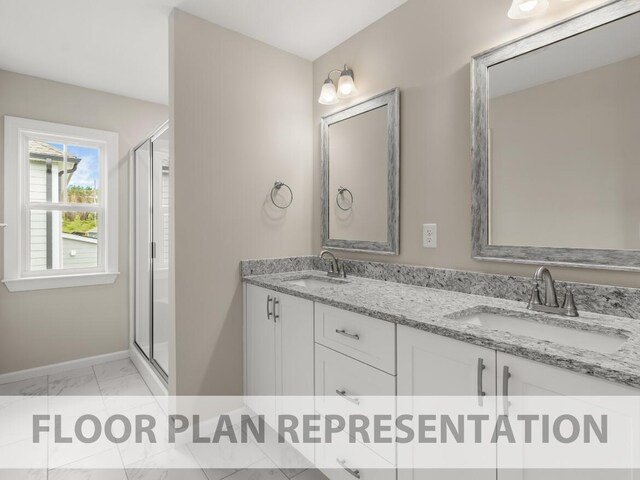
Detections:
[150, 242, 156, 259]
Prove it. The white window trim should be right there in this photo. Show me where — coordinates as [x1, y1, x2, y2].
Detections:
[3, 116, 119, 292]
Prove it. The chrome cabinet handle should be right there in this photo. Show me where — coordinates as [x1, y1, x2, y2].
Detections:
[336, 389, 360, 405]
[477, 358, 486, 405]
[273, 298, 280, 322]
[502, 365, 511, 415]
[336, 458, 360, 479]
[266, 296, 273, 320]
[335, 329, 359, 340]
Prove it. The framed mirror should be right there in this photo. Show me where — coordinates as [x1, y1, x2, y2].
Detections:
[321, 88, 400, 254]
[471, 1, 640, 271]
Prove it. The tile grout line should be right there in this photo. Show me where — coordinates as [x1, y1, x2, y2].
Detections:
[116, 432, 130, 480]
[92, 364, 107, 398]
[288, 469, 309, 479]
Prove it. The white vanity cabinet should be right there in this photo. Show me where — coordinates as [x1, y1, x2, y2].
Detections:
[315, 303, 397, 480]
[245, 283, 639, 480]
[397, 326, 497, 480]
[244, 284, 315, 412]
[496, 353, 640, 480]
[245, 284, 315, 464]
[397, 325, 496, 396]
[397, 325, 640, 480]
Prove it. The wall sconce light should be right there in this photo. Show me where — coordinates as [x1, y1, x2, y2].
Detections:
[508, 0, 550, 19]
[318, 65, 357, 105]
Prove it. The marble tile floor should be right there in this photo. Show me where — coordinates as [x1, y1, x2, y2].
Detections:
[0, 359, 329, 480]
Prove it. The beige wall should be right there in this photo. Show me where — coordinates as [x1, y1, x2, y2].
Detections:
[170, 10, 313, 395]
[0, 70, 168, 374]
[329, 106, 388, 242]
[311, 0, 640, 289]
[490, 55, 640, 250]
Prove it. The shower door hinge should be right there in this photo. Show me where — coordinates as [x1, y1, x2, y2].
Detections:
[150, 242, 156, 259]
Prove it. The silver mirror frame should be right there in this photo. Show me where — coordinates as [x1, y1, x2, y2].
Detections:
[321, 88, 400, 255]
[471, 0, 640, 272]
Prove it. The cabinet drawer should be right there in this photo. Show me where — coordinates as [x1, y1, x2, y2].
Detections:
[315, 303, 396, 374]
[315, 344, 396, 463]
[316, 427, 396, 480]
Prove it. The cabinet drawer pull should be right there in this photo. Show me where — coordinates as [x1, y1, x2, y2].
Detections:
[336, 458, 361, 479]
[266, 296, 273, 320]
[336, 389, 360, 405]
[503, 365, 511, 415]
[335, 329, 360, 340]
[273, 297, 280, 322]
[477, 358, 486, 405]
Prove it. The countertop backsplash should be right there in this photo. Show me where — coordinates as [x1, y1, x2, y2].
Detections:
[240, 256, 640, 320]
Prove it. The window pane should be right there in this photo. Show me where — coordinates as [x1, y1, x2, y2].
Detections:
[28, 140, 65, 203]
[29, 210, 99, 271]
[62, 211, 99, 269]
[29, 209, 50, 271]
[64, 145, 100, 204]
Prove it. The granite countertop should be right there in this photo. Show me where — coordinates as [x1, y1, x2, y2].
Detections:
[244, 270, 640, 390]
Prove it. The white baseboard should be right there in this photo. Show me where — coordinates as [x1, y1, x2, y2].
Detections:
[130, 346, 168, 397]
[0, 350, 130, 385]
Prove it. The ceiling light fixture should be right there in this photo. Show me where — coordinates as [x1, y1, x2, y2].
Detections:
[508, 0, 550, 19]
[318, 65, 357, 105]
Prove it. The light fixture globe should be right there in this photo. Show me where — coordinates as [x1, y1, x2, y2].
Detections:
[337, 65, 357, 98]
[318, 78, 339, 105]
[508, 0, 549, 19]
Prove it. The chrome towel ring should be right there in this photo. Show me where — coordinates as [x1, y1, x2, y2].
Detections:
[336, 186, 353, 211]
[271, 181, 293, 209]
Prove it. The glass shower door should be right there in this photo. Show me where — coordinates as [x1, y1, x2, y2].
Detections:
[151, 128, 170, 375]
[133, 122, 170, 381]
[134, 140, 152, 359]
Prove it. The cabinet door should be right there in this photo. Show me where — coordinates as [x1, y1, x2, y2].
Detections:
[275, 292, 315, 396]
[245, 284, 277, 426]
[497, 352, 640, 480]
[270, 292, 315, 467]
[397, 326, 497, 480]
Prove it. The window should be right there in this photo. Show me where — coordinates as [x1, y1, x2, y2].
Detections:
[3, 116, 119, 291]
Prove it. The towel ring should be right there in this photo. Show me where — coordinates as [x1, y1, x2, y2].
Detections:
[336, 186, 354, 211]
[271, 181, 293, 209]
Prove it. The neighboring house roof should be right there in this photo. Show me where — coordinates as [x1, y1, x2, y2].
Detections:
[29, 140, 81, 163]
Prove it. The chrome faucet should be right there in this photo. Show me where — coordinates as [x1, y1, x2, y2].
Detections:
[527, 266, 578, 317]
[320, 250, 346, 278]
[534, 267, 559, 307]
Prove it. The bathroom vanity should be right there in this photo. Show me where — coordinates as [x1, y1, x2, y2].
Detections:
[243, 6, 640, 478]
[243, 261, 640, 480]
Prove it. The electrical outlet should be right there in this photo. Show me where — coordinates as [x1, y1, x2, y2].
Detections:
[423, 224, 437, 248]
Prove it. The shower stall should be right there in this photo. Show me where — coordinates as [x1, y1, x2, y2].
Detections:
[131, 121, 170, 384]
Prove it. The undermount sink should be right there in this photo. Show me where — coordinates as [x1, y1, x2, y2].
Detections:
[455, 310, 627, 354]
[285, 275, 346, 289]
